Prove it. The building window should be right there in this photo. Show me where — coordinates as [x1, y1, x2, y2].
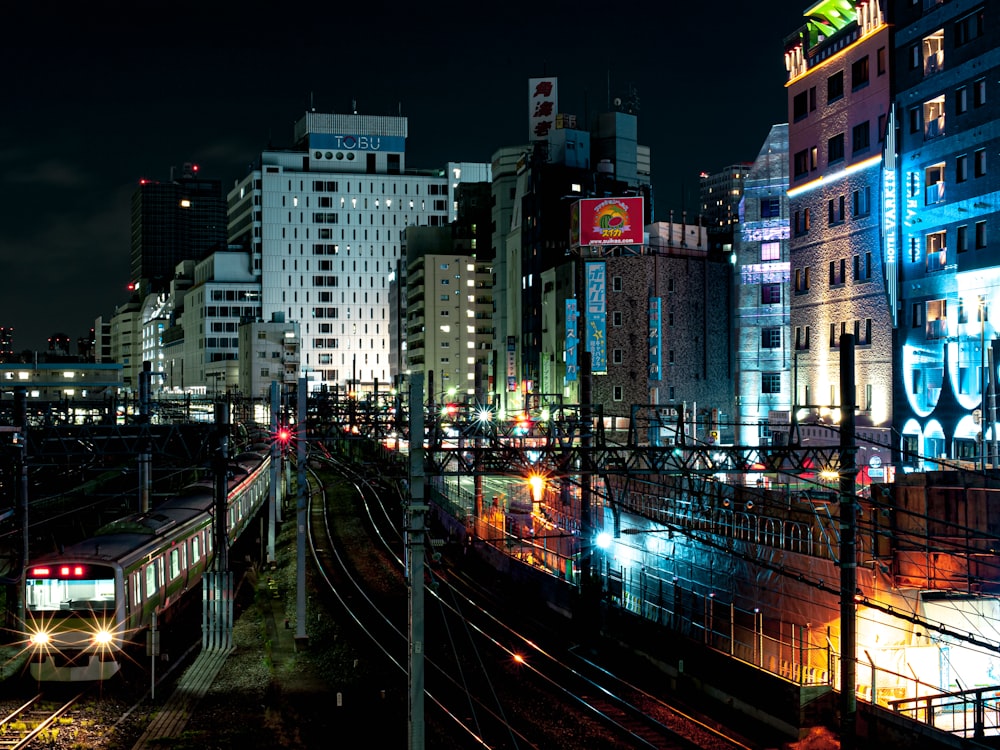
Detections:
[830, 323, 838, 348]
[909, 43, 920, 71]
[974, 77, 987, 107]
[828, 195, 846, 225]
[760, 197, 781, 218]
[794, 266, 811, 293]
[956, 85, 969, 114]
[877, 46, 887, 76]
[761, 241, 780, 261]
[976, 220, 988, 249]
[828, 133, 845, 163]
[794, 208, 811, 236]
[829, 258, 846, 286]
[761, 283, 781, 305]
[852, 187, 870, 218]
[908, 106, 921, 134]
[612, 311, 622, 327]
[794, 149, 809, 178]
[827, 70, 844, 103]
[955, 9, 985, 47]
[613, 386, 623, 402]
[923, 29, 944, 75]
[957, 154, 969, 183]
[854, 252, 873, 282]
[852, 121, 871, 154]
[761, 373, 781, 394]
[793, 91, 808, 121]
[975, 148, 987, 177]
[925, 162, 946, 204]
[612, 276, 623, 292]
[761, 327, 781, 349]
[851, 56, 869, 90]
[924, 96, 945, 138]
[957, 224, 969, 253]
[795, 325, 811, 350]
[612, 348, 623, 365]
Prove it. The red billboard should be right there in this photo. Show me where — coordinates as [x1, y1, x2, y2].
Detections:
[573, 197, 644, 247]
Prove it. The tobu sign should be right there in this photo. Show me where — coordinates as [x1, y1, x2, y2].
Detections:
[574, 197, 644, 247]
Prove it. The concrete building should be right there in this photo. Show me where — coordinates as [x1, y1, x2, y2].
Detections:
[130, 163, 227, 298]
[237, 313, 300, 400]
[733, 124, 792, 447]
[891, 0, 1000, 471]
[700, 163, 753, 258]
[783, 0, 894, 451]
[227, 110, 488, 393]
[404, 225, 493, 398]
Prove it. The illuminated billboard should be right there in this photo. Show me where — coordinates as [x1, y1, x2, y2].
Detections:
[573, 197, 644, 247]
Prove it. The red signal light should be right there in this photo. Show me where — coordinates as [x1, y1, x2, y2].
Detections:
[275, 427, 293, 446]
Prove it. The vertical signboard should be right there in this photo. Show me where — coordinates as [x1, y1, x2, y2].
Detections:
[586, 261, 608, 374]
[649, 296, 661, 380]
[565, 299, 578, 384]
[528, 77, 557, 141]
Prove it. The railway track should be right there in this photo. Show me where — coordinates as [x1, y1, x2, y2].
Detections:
[0, 693, 83, 750]
[306, 453, 764, 749]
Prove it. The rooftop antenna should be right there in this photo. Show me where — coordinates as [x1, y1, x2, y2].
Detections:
[310, 91, 315, 112]
[352, 98, 358, 115]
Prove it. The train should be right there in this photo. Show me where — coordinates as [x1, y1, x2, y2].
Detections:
[20, 442, 271, 681]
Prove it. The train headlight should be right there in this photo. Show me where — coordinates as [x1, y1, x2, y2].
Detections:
[30, 631, 51, 647]
[93, 629, 114, 646]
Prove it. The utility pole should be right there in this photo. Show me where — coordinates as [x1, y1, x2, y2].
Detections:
[408, 373, 426, 750]
[839, 334, 857, 749]
[295, 378, 308, 648]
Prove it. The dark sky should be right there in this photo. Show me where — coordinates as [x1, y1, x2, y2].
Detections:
[2, 1, 807, 353]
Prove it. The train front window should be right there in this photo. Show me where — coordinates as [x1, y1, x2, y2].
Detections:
[25, 564, 116, 613]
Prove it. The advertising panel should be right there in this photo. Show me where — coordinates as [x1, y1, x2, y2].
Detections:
[586, 261, 608, 374]
[574, 197, 644, 247]
[565, 299, 578, 384]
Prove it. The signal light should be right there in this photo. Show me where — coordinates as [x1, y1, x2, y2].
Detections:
[275, 427, 293, 446]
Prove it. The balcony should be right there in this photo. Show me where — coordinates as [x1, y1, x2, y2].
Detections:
[926, 249, 947, 272]
[925, 181, 946, 205]
[926, 319, 947, 339]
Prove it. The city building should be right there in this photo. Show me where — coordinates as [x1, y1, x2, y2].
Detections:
[891, 0, 999, 470]
[130, 163, 227, 298]
[227, 110, 487, 393]
[783, 0, 894, 452]
[237, 312, 300, 400]
[733, 124, 792, 447]
[0, 327, 14, 363]
[403, 226, 493, 397]
[700, 162, 753, 258]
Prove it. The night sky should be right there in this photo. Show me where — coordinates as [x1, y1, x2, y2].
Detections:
[2, 1, 808, 353]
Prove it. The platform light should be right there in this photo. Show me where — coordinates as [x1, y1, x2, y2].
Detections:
[595, 532, 612, 549]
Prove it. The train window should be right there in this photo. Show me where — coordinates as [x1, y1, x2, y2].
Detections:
[145, 564, 156, 598]
[169, 549, 181, 579]
[25, 564, 115, 613]
[132, 572, 141, 607]
[191, 535, 201, 563]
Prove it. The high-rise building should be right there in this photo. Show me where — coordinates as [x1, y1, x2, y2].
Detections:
[130, 163, 227, 297]
[783, 0, 894, 450]
[733, 124, 791, 447]
[0, 327, 13, 363]
[891, 0, 998, 470]
[700, 163, 753, 257]
[227, 111, 487, 392]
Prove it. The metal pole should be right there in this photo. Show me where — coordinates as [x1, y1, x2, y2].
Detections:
[268, 381, 279, 563]
[295, 379, 308, 647]
[213, 401, 230, 573]
[839, 334, 857, 748]
[138, 361, 152, 513]
[408, 374, 426, 750]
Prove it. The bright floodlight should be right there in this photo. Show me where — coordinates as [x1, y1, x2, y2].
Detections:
[93, 629, 114, 646]
[595, 532, 612, 549]
[30, 631, 51, 646]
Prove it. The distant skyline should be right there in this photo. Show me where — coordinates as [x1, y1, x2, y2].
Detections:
[1, 1, 807, 352]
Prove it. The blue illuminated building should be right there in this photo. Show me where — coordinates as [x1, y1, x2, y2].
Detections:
[891, 1, 999, 470]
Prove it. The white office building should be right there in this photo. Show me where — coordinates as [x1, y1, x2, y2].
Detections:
[228, 111, 489, 392]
